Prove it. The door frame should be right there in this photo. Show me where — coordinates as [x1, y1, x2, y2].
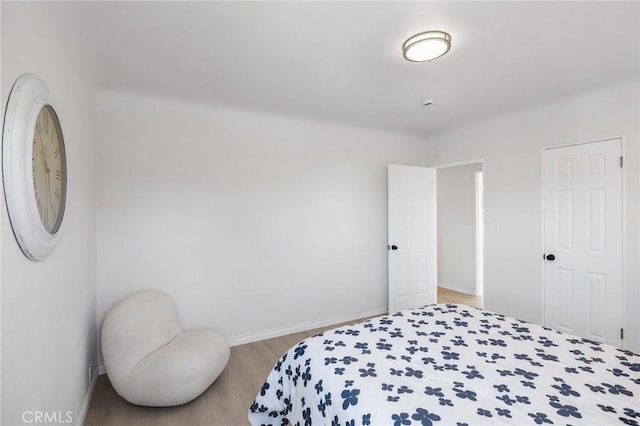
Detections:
[540, 136, 626, 344]
[475, 171, 484, 297]
[434, 158, 485, 299]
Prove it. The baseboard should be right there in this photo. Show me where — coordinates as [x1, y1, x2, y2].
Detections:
[438, 282, 478, 296]
[94, 308, 388, 371]
[76, 368, 98, 426]
[227, 308, 387, 347]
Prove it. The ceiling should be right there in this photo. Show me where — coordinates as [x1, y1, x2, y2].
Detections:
[80, 1, 639, 138]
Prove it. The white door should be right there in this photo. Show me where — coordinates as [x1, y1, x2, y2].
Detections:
[388, 164, 437, 313]
[543, 138, 622, 346]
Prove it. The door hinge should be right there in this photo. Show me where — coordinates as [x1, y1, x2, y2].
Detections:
[621, 328, 624, 340]
[620, 156, 623, 168]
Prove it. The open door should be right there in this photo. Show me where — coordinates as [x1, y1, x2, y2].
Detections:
[388, 164, 437, 313]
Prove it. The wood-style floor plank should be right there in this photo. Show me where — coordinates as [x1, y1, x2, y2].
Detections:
[437, 286, 483, 308]
[84, 289, 481, 426]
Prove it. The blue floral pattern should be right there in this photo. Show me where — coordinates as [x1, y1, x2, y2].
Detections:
[249, 304, 640, 425]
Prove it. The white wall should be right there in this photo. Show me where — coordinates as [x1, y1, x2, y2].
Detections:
[426, 78, 640, 352]
[1, 3, 98, 425]
[95, 91, 431, 356]
[437, 163, 483, 295]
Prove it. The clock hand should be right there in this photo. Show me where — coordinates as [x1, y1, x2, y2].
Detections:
[45, 166, 52, 229]
[36, 142, 54, 229]
[38, 141, 49, 172]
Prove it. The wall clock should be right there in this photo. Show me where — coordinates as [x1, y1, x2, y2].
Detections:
[2, 74, 67, 260]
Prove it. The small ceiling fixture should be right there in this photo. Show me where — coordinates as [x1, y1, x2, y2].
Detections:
[422, 98, 436, 107]
[402, 30, 452, 62]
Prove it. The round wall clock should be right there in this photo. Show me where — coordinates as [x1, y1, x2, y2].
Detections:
[2, 74, 68, 260]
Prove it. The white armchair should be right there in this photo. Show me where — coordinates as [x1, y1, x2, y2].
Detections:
[101, 290, 230, 407]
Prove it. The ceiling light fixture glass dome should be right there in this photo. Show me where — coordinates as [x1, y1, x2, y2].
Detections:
[402, 31, 452, 62]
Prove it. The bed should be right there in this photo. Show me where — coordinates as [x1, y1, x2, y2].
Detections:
[249, 304, 639, 425]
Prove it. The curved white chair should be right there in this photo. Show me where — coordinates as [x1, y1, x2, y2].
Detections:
[101, 290, 230, 407]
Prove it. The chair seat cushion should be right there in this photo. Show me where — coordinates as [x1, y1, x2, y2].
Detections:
[122, 330, 230, 407]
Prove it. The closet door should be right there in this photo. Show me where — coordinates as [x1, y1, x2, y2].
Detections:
[543, 138, 622, 346]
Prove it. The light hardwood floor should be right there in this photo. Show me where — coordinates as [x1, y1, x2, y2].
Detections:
[84, 288, 481, 426]
[437, 286, 483, 308]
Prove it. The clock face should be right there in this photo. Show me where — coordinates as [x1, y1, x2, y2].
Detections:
[32, 105, 67, 234]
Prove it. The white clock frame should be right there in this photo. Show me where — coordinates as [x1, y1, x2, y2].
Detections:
[2, 74, 67, 260]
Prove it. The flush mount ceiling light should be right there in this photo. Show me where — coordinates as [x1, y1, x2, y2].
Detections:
[402, 31, 452, 62]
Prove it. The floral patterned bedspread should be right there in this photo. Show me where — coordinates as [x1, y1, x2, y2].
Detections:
[249, 304, 640, 426]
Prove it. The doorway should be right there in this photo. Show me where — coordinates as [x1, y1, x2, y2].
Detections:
[436, 161, 484, 308]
